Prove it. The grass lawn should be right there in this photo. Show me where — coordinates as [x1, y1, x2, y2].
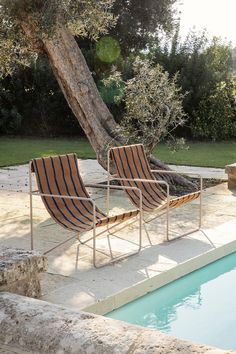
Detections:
[0, 136, 236, 168]
[0, 137, 95, 167]
[154, 142, 236, 168]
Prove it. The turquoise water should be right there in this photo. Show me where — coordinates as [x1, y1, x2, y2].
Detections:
[106, 252, 236, 350]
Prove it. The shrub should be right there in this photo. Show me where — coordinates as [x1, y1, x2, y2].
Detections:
[122, 58, 186, 153]
[192, 80, 236, 140]
[0, 56, 83, 137]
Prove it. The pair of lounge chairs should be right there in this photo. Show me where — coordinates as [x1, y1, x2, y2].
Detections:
[29, 144, 202, 267]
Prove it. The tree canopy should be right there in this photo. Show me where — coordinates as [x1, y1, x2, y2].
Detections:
[110, 0, 177, 54]
[0, 0, 116, 76]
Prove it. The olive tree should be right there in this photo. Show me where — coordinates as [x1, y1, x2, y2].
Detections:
[122, 58, 186, 154]
[0, 0, 118, 160]
[0, 0, 194, 190]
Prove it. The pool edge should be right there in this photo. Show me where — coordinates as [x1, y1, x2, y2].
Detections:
[83, 239, 236, 315]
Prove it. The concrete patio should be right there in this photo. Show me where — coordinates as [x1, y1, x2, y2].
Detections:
[1, 159, 236, 315]
[0, 160, 227, 193]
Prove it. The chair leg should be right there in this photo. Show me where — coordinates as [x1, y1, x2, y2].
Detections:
[167, 195, 202, 242]
[29, 166, 34, 250]
[93, 225, 97, 268]
[106, 234, 114, 259]
[93, 215, 143, 268]
[166, 204, 170, 242]
[75, 243, 80, 269]
[144, 223, 153, 245]
[199, 190, 202, 229]
[30, 192, 34, 250]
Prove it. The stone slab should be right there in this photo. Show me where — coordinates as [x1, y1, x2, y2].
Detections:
[225, 163, 236, 189]
[0, 248, 47, 298]
[0, 345, 29, 353]
[0, 293, 233, 354]
[225, 163, 236, 174]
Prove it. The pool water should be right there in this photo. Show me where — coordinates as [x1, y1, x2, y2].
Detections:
[106, 252, 236, 350]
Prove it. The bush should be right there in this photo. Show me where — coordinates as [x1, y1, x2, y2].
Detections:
[121, 58, 186, 153]
[192, 80, 236, 140]
[149, 31, 233, 139]
[0, 56, 83, 137]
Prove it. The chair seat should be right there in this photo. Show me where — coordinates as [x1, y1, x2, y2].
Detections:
[157, 191, 201, 211]
[96, 209, 140, 227]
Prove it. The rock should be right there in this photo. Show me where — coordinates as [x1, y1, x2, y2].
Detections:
[225, 163, 236, 189]
[0, 293, 234, 354]
[0, 248, 47, 298]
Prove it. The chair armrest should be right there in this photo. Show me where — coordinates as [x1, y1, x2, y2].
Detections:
[85, 183, 141, 193]
[85, 183, 143, 212]
[150, 170, 203, 192]
[109, 177, 169, 189]
[151, 169, 202, 178]
[30, 192, 97, 222]
[31, 191, 94, 202]
[109, 177, 170, 207]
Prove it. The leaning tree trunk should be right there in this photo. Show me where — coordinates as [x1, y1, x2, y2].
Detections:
[43, 27, 119, 162]
[40, 26, 196, 193]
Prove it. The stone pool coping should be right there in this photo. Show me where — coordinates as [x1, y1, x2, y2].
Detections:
[0, 292, 234, 354]
[84, 236, 236, 315]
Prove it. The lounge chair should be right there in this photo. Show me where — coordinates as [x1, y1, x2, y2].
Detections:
[107, 144, 202, 241]
[29, 153, 142, 267]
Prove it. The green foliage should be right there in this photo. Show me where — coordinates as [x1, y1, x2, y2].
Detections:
[0, 0, 116, 76]
[110, 0, 177, 54]
[0, 104, 23, 134]
[0, 0, 180, 141]
[100, 68, 125, 104]
[96, 37, 121, 63]
[150, 30, 234, 139]
[122, 58, 186, 153]
[0, 56, 82, 136]
[193, 80, 236, 140]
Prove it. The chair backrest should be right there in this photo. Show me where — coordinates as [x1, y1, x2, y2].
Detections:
[110, 144, 166, 211]
[31, 154, 105, 233]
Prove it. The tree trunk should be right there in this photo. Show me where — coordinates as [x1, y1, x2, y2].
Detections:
[42, 26, 196, 192]
[43, 27, 120, 162]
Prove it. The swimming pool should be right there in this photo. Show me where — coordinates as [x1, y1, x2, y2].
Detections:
[106, 252, 236, 350]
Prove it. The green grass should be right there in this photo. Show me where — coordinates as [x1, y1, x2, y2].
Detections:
[0, 137, 95, 167]
[0, 136, 236, 168]
[153, 142, 236, 168]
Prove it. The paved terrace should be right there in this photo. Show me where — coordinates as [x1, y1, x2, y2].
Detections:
[0, 161, 227, 193]
[0, 159, 235, 314]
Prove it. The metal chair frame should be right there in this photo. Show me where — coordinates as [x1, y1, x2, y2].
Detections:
[107, 147, 203, 242]
[29, 161, 143, 268]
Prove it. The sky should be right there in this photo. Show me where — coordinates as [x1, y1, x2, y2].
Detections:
[178, 0, 236, 46]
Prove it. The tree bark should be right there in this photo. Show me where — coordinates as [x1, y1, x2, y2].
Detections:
[43, 27, 121, 162]
[41, 26, 196, 192]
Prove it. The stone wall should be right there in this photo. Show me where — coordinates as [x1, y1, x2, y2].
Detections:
[0, 293, 234, 354]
